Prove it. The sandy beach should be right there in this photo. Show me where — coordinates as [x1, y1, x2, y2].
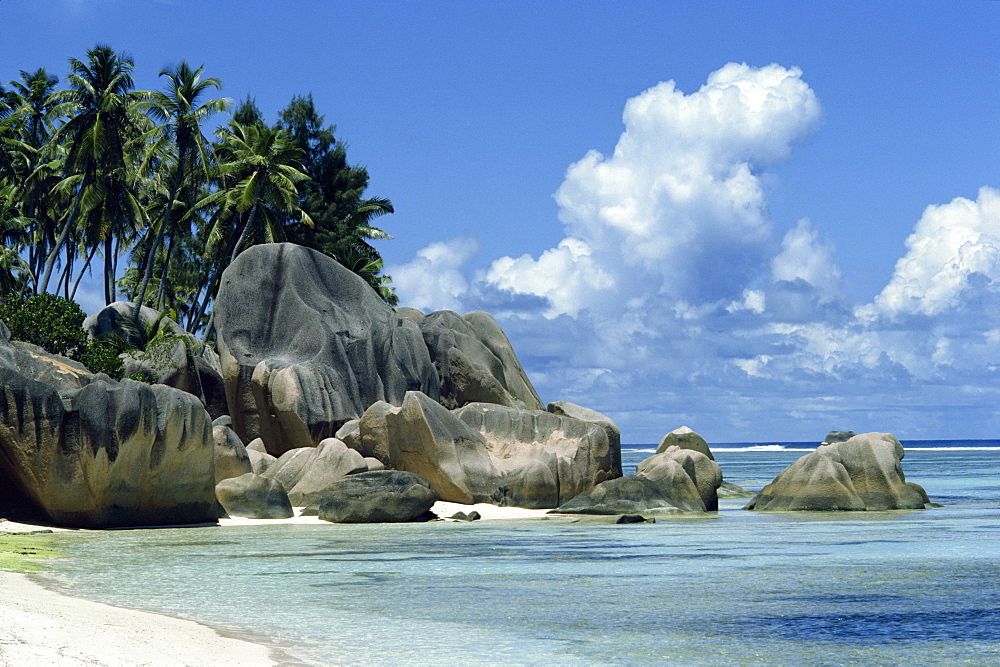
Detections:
[0, 570, 276, 666]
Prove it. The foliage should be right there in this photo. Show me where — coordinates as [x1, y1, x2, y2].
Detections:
[2, 45, 400, 340]
[76, 339, 125, 378]
[0, 293, 88, 357]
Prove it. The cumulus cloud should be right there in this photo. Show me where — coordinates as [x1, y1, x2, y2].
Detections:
[387, 63, 1000, 440]
[484, 63, 821, 316]
[866, 186, 1000, 319]
[386, 235, 479, 312]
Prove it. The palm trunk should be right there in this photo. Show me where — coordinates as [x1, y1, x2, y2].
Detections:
[103, 235, 114, 305]
[155, 235, 175, 311]
[38, 184, 85, 294]
[135, 159, 185, 313]
[70, 244, 100, 299]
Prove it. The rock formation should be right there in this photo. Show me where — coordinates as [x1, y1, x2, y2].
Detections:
[350, 391, 620, 508]
[656, 426, 714, 460]
[213, 243, 440, 456]
[317, 471, 439, 523]
[213, 244, 551, 457]
[415, 309, 544, 411]
[215, 473, 294, 519]
[821, 430, 856, 446]
[0, 338, 217, 528]
[553, 445, 722, 515]
[744, 432, 930, 511]
[213, 424, 252, 484]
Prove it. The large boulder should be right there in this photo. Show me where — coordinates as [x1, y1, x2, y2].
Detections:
[284, 438, 368, 507]
[351, 391, 620, 508]
[0, 339, 216, 528]
[213, 243, 440, 456]
[215, 473, 294, 519]
[213, 425, 252, 484]
[655, 426, 714, 461]
[416, 309, 544, 411]
[547, 400, 622, 477]
[84, 302, 228, 420]
[822, 430, 856, 445]
[744, 432, 930, 511]
[316, 471, 439, 523]
[554, 446, 721, 515]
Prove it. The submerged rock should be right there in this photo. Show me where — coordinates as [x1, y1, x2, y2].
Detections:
[317, 471, 439, 523]
[553, 446, 721, 515]
[0, 339, 216, 528]
[744, 432, 930, 511]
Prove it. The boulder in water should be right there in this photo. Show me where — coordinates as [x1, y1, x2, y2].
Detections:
[553, 445, 721, 514]
[744, 432, 930, 511]
[655, 426, 714, 461]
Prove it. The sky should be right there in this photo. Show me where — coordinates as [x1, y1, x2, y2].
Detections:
[2, 0, 999, 443]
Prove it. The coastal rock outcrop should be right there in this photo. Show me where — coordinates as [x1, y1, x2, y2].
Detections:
[415, 309, 544, 411]
[553, 445, 722, 515]
[351, 391, 621, 508]
[656, 426, 714, 461]
[317, 470, 439, 523]
[213, 243, 440, 456]
[0, 338, 217, 528]
[744, 432, 930, 511]
[214, 425, 252, 483]
[215, 473, 294, 519]
[283, 438, 368, 507]
[822, 430, 856, 446]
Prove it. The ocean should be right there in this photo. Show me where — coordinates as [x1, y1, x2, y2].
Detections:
[38, 440, 1000, 665]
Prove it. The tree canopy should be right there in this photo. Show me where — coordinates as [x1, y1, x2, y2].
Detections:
[0, 45, 398, 335]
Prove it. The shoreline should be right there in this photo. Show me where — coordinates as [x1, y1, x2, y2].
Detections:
[0, 501, 550, 666]
[0, 569, 281, 666]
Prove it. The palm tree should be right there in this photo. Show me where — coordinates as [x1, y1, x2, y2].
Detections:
[39, 45, 150, 299]
[327, 196, 397, 302]
[132, 61, 228, 313]
[202, 120, 312, 264]
[0, 69, 62, 289]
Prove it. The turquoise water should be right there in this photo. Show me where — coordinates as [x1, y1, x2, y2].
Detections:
[42, 442, 1000, 665]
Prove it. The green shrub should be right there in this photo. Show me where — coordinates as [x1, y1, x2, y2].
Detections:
[0, 294, 136, 379]
[0, 293, 88, 358]
[76, 340, 125, 380]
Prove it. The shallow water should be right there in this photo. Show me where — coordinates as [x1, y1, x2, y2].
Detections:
[44, 442, 1000, 665]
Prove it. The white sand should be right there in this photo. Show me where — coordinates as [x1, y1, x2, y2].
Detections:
[430, 501, 550, 520]
[0, 570, 277, 666]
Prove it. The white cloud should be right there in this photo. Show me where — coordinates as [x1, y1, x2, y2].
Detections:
[386, 235, 479, 312]
[485, 62, 822, 314]
[771, 218, 842, 301]
[870, 186, 1000, 318]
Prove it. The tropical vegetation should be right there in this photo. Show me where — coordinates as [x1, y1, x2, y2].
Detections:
[0, 44, 398, 341]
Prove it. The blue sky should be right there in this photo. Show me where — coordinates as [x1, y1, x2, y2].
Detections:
[3, 1, 999, 443]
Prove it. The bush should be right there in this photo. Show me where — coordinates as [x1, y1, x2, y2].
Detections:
[0, 293, 132, 379]
[0, 293, 88, 358]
